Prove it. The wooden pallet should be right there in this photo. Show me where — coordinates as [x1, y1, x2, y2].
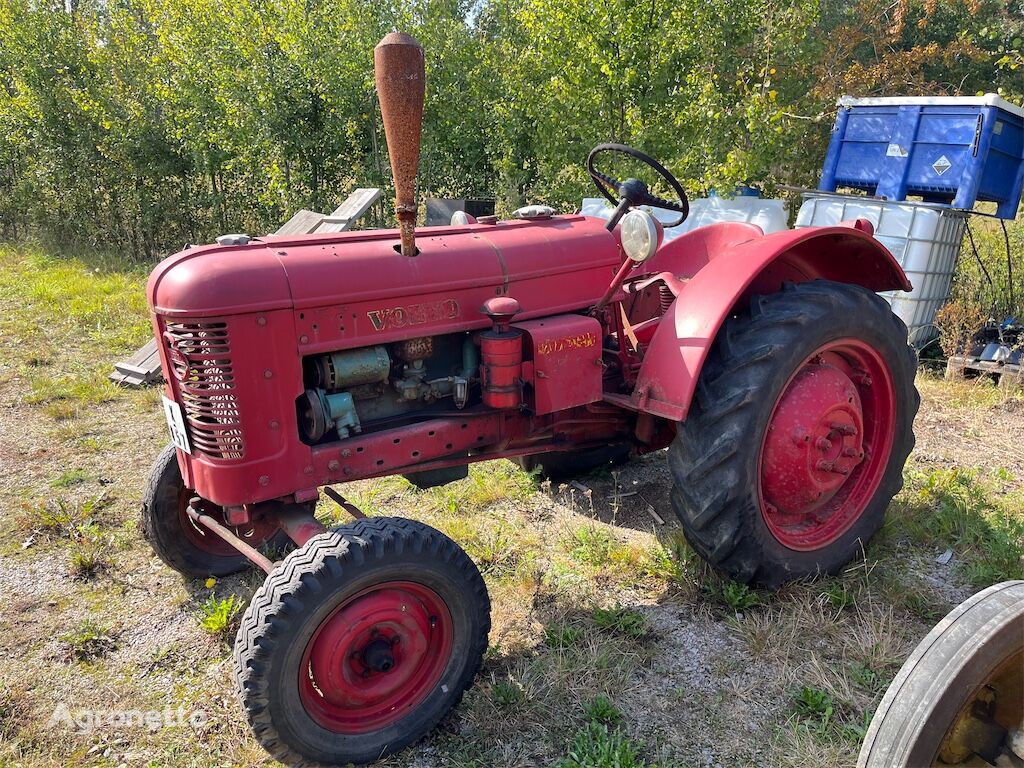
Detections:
[110, 188, 382, 387]
[946, 355, 1022, 392]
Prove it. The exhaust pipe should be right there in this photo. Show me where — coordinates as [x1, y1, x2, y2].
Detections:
[374, 32, 425, 257]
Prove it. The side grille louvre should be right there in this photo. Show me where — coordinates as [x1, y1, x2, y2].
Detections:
[163, 320, 245, 460]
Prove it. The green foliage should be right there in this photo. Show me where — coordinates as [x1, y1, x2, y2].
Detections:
[197, 594, 243, 637]
[555, 721, 649, 768]
[492, 679, 526, 706]
[0, 0, 1013, 254]
[715, 581, 761, 612]
[544, 623, 584, 649]
[894, 467, 1024, 586]
[583, 695, 623, 725]
[591, 605, 647, 639]
[792, 685, 835, 730]
[61, 620, 115, 661]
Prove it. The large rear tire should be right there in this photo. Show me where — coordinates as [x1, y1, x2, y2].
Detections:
[669, 280, 918, 587]
[234, 517, 490, 766]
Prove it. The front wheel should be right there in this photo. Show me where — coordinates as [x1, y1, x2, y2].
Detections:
[234, 517, 490, 766]
[140, 444, 288, 577]
[669, 280, 919, 587]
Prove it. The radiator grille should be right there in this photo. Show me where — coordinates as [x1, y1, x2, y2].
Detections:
[163, 320, 245, 460]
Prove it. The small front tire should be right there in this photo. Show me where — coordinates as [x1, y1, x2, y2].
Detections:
[140, 444, 288, 577]
[234, 517, 490, 766]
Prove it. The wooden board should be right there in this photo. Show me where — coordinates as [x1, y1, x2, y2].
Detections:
[274, 208, 326, 235]
[109, 338, 161, 386]
[315, 188, 382, 233]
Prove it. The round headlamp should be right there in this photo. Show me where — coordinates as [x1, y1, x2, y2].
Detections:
[619, 209, 663, 263]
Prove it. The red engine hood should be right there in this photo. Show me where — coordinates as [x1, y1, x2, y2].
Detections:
[147, 216, 621, 321]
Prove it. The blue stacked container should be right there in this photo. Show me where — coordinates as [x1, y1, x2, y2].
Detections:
[819, 94, 1024, 218]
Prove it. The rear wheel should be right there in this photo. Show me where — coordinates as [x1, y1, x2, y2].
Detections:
[140, 443, 288, 577]
[669, 280, 918, 587]
[515, 444, 632, 480]
[234, 517, 490, 766]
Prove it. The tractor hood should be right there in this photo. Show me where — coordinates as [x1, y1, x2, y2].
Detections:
[147, 215, 621, 323]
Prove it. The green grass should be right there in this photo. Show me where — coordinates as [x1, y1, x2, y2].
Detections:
[197, 595, 243, 637]
[0, 245, 150, 358]
[544, 623, 585, 649]
[591, 605, 648, 639]
[49, 469, 90, 488]
[555, 721, 649, 768]
[890, 467, 1024, 586]
[792, 686, 835, 731]
[492, 679, 527, 707]
[61, 620, 116, 662]
[583, 695, 623, 725]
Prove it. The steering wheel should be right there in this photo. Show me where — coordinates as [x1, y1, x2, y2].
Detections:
[587, 143, 689, 230]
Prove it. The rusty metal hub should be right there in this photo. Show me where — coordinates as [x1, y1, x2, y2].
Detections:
[758, 339, 896, 551]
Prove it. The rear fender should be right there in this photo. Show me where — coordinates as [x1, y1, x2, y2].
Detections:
[629, 223, 910, 421]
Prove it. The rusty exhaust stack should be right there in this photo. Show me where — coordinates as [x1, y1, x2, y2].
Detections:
[374, 32, 425, 257]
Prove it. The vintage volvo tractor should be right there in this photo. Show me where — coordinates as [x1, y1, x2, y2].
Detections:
[140, 32, 919, 766]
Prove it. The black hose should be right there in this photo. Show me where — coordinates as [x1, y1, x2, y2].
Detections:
[965, 220, 995, 314]
[1000, 218, 1015, 316]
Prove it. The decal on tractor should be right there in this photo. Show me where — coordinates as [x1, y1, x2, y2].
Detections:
[536, 331, 598, 356]
[367, 298, 460, 331]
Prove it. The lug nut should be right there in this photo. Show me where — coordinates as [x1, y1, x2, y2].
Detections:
[815, 437, 832, 452]
[829, 422, 858, 437]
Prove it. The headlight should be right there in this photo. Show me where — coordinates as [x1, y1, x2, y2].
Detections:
[619, 209, 663, 263]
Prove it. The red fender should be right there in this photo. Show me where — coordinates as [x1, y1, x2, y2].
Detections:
[626, 222, 911, 421]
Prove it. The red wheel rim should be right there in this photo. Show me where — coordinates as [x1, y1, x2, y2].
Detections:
[758, 338, 896, 551]
[299, 581, 453, 734]
[175, 487, 279, 557]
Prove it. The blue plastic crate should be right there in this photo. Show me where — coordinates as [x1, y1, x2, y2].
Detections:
[819, 95, 1024, 218]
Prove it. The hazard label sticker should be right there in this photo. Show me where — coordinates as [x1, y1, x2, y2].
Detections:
[932, 155, 952, 176]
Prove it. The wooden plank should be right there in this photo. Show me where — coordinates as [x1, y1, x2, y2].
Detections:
[274, 209, 326, 235]
[110, 338, 163, 386]
[315, 188, 381, 233]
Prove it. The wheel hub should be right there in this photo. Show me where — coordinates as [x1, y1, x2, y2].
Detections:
[299, 581, 452, 733]
[758, 339, 897, 551]
[762, 364, 866, 515]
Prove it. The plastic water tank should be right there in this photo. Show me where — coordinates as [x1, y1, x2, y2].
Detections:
[795, 192, 968, 348]
[580, 192, 788, 240]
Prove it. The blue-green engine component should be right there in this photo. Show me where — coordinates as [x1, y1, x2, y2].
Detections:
[301, 388, 362, 441]
[314, 346, 390, 391]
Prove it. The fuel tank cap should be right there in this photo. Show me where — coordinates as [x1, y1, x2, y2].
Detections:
[513, 205, 554, 220]
[216, 233, 252, 246]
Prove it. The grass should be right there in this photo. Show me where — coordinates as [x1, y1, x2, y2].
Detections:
[61, 620, 116, 662]
[889, 466, 1024, 586]
[591, 605, 648, 639]
[555, 721, 649, 768]
[197, 595, 243, 637]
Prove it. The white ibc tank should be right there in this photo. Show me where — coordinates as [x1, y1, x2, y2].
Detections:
[580, 192, 788, 241]
[794, 193, 967, 348]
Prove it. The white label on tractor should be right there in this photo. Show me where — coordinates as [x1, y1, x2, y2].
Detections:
[162, 395, 192, 454]
[886, 143, 908, 158]
[932, 155, 952, 176]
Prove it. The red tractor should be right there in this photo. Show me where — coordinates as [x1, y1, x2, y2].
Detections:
[141, 33, 918, 766]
